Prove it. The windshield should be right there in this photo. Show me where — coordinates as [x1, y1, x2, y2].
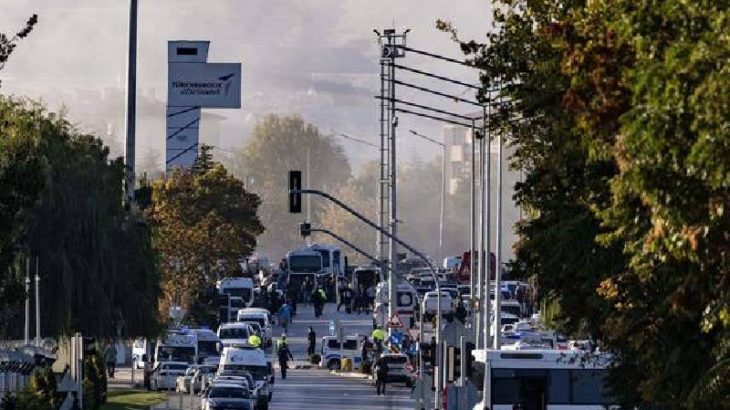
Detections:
[289, 255, 321, 272]
[223, 365, 270, 380]
[223, 288, 252, 300]
[162, 363, 189, 371]
[502, 305, 521, 317]
[198, 341, 219, 357]
[241, 318, 266, 328]
[326, 340, 357, 350]
[220, 328, 249, 339]
[315, 250, 331, 268]
[209, 386, 251, 399]
[157, 346, 195, 363]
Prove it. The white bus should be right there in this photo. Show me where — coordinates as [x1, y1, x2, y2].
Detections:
[217, 277, 255, 322]
[306, 244, 346, 278]
[474, 349, 616, 410]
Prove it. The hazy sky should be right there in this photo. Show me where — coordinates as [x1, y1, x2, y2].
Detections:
[1, 0, 494, 169]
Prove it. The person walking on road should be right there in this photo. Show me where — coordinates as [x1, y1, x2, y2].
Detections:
[374, 356, 389, 395]
[307, 327, 316, 356]
[279, 301, 293, 333]
[104, 340, 117, 378]
[277, 339, 294, 380]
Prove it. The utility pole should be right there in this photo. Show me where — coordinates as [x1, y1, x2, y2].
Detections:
[24, 256, 29, 345]
[124, 0, 138, 203]
[35, 257, 40, 346]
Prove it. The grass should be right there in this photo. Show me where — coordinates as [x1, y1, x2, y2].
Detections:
[99, 390, 167, 410]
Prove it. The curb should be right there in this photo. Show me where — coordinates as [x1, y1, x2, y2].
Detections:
[330, 370, 371, 380]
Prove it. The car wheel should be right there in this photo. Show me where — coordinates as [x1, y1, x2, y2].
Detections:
[327, 360, 341, 371]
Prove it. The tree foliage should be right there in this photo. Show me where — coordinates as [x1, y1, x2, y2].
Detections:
[229, 114, 351, 259]
[148, 150, 264, 322]
[0, 14, 38, 89]
[0, 97, 162, 338]
[441, 0, 729, 408]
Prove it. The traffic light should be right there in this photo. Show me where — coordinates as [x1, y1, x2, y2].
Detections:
[448, 346, 459, 382]
[289, 170, 302, 213]
[465, 342, 475, 378]
[299, 222, 311, 237]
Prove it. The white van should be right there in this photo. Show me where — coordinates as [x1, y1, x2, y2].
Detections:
[218, 346, 274, 408]
[421, 291, 455, 317]
[217, 277, 255, 322]
[319, 335, 362, 370]
[218, 322, 253, 348]
[373, 281, 418, 329]
[237, 308, 273, 348]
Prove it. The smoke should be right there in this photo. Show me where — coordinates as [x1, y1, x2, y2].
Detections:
[0, 0, 493, 169]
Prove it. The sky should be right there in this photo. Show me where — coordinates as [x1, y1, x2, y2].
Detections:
[0, 0, 494, 171]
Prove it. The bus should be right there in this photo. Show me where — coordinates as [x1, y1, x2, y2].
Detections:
[284, 247, 323, 291]
[474, 349, 616, 410]
[307, 244, 346, 278]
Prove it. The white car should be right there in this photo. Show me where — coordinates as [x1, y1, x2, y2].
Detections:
[175, 364, 217, 393]
[373, 353, 414, 387]
[200, 382, 255, 410]
[421, 291, 454, 316]
[150, 362, 188, 391]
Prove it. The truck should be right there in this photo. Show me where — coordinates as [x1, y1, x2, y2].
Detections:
[217, 277, 255, 323]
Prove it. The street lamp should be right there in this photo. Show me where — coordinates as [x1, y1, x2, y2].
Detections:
[408, 129, 446, 264]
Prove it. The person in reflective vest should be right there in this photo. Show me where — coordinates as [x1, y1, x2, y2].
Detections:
[248, 332, 262, 348]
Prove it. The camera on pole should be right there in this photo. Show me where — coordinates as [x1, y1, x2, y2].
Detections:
[289, 170, 302, 213]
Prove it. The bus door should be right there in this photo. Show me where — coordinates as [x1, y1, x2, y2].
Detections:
[521, 376, 547, 410]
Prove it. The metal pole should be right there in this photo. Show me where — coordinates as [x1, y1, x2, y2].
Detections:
[306, 148, 312, 231]
[388, 34, 398, 339]
[469, 120, 476, 342]
[35, 257, 40, 346]
[124, 0, 138, 203]
[484, 103, 491, 351]
[494, 86, 503, 350]
[378, 57, 389, 274]
[477, 124, 486, 350]
[24, 257, 30, 345]
[439, 144, 446, 263]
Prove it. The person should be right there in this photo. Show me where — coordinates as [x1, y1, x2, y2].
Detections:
[303, 277, 313, 305]
[307, 327, 316, 356]
[336, 281, 346, 312]
[342, 284, 353, 314]
[277, 334, 289, 349]
[366, 284, 376, 314]
[104, 340, 117, 378]
[277, 338, 294, 379]
[429, 336, 437, 368]
[455, 301, 467, 324]
[353, 288, 363, 314]
[312, 288, 323, 318]
[374, 355, 389, 395]
[279, 301, 293, 333]
[248, 331, 262, 348]
[360, 337, 372, 366]
[287, 286, 298, 316]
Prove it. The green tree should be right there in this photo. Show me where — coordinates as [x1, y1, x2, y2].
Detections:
[229, 114, 351, 259]
[0, 14, 38, 89]
[441, 0, 729, 407]
[0, 97, 162, 338]
[148, 157, 264, 324]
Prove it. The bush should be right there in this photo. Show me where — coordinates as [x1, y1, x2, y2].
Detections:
[82, 353, 107, 410]
[13, 367, 58, 410]
[309, 354, 321, 364]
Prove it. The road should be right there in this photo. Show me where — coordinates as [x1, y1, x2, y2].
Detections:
[112, 302, 417, 410]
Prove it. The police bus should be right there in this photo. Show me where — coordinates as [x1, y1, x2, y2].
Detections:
[474, 349, 616, 410]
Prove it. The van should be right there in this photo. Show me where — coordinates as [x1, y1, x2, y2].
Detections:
[237, 308, 273, 348]
[218, 346, 274, 408]
[319, 335, 361, 370]
[218, 322, 253, 348]
[372, 281, 418, 329]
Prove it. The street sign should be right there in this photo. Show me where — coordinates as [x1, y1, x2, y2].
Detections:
[388, 312, 404, 328]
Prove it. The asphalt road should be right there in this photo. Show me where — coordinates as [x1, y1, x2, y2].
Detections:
[114, 302, 418, 410]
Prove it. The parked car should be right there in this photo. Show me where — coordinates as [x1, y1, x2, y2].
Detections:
[175, 364, 217, 393]
[150, 362, 189, 391]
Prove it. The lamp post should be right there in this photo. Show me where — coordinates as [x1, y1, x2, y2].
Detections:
[408, 130, 446, 263]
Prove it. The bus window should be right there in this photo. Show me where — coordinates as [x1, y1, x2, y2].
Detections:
[333, 251, 341, 274]
[492, 377, 520, 405]
[571, 369, 613, 404]
[548, 369, 570, 404]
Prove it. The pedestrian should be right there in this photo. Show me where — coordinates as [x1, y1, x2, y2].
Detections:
[303, 277, 313, 305]
[455, 300, 467, 324]
[312, 289, 322, 318]
[279, 301, 293, 333]
[287, 286, 298, 316]
[307, 327, 316, 357]
[360, 337, 372, 366]
[374, 355, 389, 395]
[104, 340, 117, 378]
[277, 338, 294, 380]
[248, 330, 262, 348]
[336, 281, 346, 312]
[342, 284, 353, 314]
[366, 284, 376, 314]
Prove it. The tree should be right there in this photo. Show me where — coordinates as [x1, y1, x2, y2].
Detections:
[148, 157, 264, 324]
[229, 114, 351, 259]
[0, 14, 38, 89]
[441, 0, 729, 407]
[0, 97, 162, 338]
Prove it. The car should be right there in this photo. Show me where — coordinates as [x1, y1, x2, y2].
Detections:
[373, 353, 414, 387]
[150, 362, 189, 391]
[175, 364, 217, 393]
[421, 291, 454, 317]
[200, 383, 255, 410]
